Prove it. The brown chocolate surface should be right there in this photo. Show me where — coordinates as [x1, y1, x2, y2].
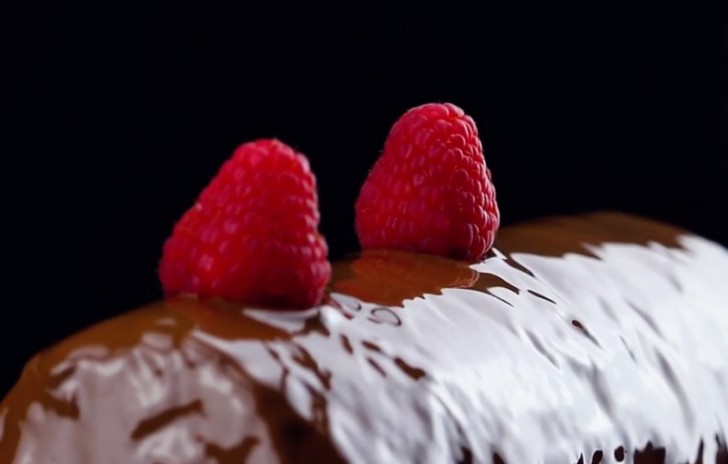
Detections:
[1, 212, 727, 463]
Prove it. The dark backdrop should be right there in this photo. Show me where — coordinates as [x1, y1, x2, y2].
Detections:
[2, 2, 726, 396]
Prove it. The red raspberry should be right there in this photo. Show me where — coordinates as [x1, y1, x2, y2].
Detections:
[159, 139, 331, 309]
[355, 103, 499, 261]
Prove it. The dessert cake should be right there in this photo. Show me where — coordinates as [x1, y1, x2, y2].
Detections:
[1, 104, 725, 463]
[1, 213, 727, 463]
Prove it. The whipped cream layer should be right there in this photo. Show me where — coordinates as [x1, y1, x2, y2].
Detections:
[1, 213, 727, 463]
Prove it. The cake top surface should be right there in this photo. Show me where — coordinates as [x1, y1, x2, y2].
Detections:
[1, 212, 727, 464]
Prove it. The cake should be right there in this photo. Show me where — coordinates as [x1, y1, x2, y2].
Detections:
[1, 212, 727, 463]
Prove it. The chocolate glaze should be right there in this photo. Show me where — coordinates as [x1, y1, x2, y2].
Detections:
[1, 212, 727, 463]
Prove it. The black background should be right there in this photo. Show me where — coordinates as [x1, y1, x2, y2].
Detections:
[2, 2, 726, 396]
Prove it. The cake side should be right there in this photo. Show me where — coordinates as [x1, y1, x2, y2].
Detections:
[1, 212, 727, 463]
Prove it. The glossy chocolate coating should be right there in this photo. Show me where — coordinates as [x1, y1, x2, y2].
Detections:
[1, 213, 727, 463]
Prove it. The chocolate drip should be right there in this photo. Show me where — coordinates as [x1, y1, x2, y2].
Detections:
[1, 212, 727, 463]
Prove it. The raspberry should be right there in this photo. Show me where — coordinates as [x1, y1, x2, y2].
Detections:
[159, 139, 331, 309]
[355, 103, 500, 261]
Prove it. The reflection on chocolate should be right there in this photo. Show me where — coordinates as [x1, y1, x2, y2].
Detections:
[495, 211, 685, 258]
[332, 249, 480, 306]
[165, 297, 291, 341]
[1, 212, 728, 463]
